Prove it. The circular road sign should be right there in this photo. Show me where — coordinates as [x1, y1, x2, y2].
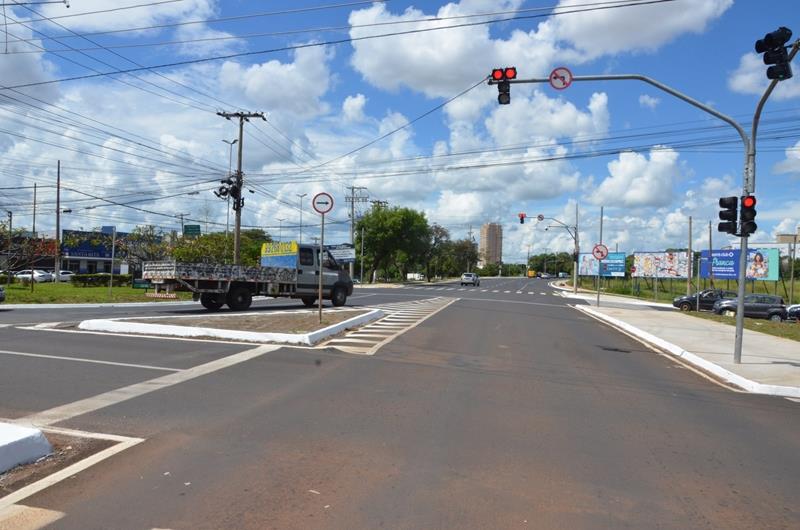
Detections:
[549, 67, 573, 90]
[537, 214, 545, 222]
[312, 192, 334, 215]
[592, 243, 609, 260]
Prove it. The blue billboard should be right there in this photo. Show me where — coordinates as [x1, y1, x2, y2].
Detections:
[578, 252, 626, 277]
[699, 248, 780, 281]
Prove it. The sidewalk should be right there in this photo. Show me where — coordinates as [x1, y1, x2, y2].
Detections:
[576, 304, 800, 398]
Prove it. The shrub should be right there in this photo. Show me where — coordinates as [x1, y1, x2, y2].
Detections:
[70, 273, 132, 287]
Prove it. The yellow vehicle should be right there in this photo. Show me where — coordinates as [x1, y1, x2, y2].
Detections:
[527, 269, 537, 278]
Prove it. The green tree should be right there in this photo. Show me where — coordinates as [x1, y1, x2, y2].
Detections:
[357, 205, 431, 282]
[171, 229, 271, 266]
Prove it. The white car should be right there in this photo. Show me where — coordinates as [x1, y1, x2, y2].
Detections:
[54, 270, 75, 282]
[14, 270, 53, 282]
[460, 272, 480, 286]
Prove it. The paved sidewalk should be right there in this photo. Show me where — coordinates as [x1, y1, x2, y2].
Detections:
[577, 304, 800, 398]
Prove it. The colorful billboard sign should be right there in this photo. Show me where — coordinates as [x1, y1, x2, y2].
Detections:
[632, 252, 689, 278]
[578, 252, 626, 277]
[699, 248, 779, 281]
[260, 240, 298, 268]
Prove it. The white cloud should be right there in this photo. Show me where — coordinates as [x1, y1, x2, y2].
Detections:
[638, 94, 660, 109]
[771, 218, 799, 239]
[774, 140, 800, 175]
[728, 54, 800, 100]
[342, 94, 367, 123]
[589, 148, 681, 208]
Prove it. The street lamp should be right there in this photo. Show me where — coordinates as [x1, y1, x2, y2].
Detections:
[296, 193, 307, 243]
[541, 204, 580, 295]
[277, 218, 286, 242]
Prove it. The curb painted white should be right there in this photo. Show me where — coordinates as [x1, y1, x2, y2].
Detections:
[0, 423, 53, 474]
[576, 305, 800, 399]
[77, 309, 384, 346]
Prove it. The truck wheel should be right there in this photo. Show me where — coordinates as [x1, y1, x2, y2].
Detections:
[226, 286, 252, 311]
[679, 302, 692, 312]
[301, 297, 316, 308]
[331, 286, 346, 307]
[200, 293, 225, 311]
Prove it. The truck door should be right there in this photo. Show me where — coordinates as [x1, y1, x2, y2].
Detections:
[296, 246, 317, 294]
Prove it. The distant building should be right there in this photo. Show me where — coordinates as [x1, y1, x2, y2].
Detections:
[479, 223, 502, 267]
[61, 229, 129, 274]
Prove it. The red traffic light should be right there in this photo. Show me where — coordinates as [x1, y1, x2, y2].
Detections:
[504, 67, 517, 80]
[742, 195, 756, 208]
[491, 68, 504, 80]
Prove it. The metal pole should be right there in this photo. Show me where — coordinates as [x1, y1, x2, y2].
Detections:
[234, 118, 245, 265]
[31, 183, 36, 293]
[360, 225, 364, 283]
[687, 216, 692, 296]
[573, 203, 579, 295]
[6, 211, 11, 288]
[109, 226, 116, 299]
[791, 236, 796, 304]
[55, 160, 60, 280]
[709, 220, 713, 287]
[597, 206, 603, 307]
[318, 214, 325, 323]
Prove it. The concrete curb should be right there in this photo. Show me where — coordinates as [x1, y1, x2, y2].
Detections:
[576, 305, 800, 399]
[0, 423, 52, 474]
[77, 309, 384, 346]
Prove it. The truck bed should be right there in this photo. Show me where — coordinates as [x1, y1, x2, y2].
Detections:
[142, 261, 298, 283]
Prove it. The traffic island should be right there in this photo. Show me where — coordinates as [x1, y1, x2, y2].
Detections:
[77, 308, 384, 346]
[0, 424, 52, 477]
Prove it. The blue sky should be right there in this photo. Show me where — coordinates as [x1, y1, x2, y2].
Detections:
[0, 0, 798, 262]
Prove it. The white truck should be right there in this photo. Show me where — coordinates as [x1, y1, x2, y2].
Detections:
[142, 243, 354, 311]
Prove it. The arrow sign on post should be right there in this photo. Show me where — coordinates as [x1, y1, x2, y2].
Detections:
[312, 192, 333, 215]
[312, 192, 334, 323]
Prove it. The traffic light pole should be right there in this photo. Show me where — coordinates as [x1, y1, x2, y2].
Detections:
[491, 56, 800, 362]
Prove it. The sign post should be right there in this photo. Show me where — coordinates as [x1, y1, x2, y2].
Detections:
[102, 225, 116, 299]
[312, 192, 334, 323]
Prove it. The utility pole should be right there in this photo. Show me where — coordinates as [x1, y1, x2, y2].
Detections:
[5, 211, 11, 288]
[31, 183, 36, 293]
[218, 111, 265, 265]
[177, 213, 190, 235]
[360, 225, 365, 283]
[55, 161, 61, 279]
[345, 186, 368, 278]
[468, 224, 474, 272]
[296, 193, 307, 243]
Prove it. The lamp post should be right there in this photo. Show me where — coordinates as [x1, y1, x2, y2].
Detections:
[277, 218, 286, 242]
[296, 193, 307, 243]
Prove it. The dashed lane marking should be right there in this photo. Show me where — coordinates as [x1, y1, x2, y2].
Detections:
[322, 297, 457, 355]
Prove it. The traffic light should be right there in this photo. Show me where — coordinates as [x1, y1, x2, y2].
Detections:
[518, 212, 526, 224]
[755, 27, 793, 81]
[491, 66, 517, 105]
[718, 196, 738, 235]
[740, 195, 757, 236]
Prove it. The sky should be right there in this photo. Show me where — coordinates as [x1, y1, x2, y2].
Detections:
[0, 0, 799, 263]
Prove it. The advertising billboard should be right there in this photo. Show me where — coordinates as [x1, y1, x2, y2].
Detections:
[325, 243, 356, 264]
[699, 248, 779, 281]
[578, 252, 626, 277]
[632, 252, 689, 278]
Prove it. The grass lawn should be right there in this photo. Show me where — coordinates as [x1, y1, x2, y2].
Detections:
[1, 282, 192, 304]
[686, 311, 800, 342]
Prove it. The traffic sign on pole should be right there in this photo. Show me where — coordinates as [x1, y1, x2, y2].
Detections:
[537, 214, 545, 222]
[592, 243, 609, 260]
[312, 192, 333, 215]
[549, 67, 573, 90]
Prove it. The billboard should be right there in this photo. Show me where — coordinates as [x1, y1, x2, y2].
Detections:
[326, 243, 356, 264]
[260, 240, 298, 268]
[632, 252, 689, 278]
[578, 252, 626, 277]
[699, 248, 779, 281]
[61, 229, 128, 259]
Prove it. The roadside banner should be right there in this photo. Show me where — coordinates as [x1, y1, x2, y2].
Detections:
[632, 252, 689, 278]
[699, 248, 779, 281]
[578, 252, 626, 277]
[261, 240, 298, 268]
[325, 243, 356, 264]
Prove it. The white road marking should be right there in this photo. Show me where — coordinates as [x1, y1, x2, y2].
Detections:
[0, 349, 182, 373]
[528, 292, 534, 295]
[504, 290, 511, 293]
[481, 289, 488, 292]
[492, 290, 499, 293]
[23, 344, 278, 426]
[541, 292, 547, 295]
[516, 291, 523, 294]
[0, 505, 65, 529]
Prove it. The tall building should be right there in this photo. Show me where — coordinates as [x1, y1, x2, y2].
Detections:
[479, 223, 503, 267]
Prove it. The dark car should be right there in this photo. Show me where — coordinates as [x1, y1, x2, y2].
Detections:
[0, 284, 4, 303]
[713, 294, 787, 322]
[673, 289, 737, 312]
[788, 304, 800, 321]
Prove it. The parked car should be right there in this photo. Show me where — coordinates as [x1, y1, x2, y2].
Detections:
[713, 294, 787, 322]
[0, 284, 5, 303]
[54, 270, 75, 282]
[788, 304, 800, 321]
[14, 270, 53, 282]
[673, 289, 737, 312]
[460, 272, 480, 286]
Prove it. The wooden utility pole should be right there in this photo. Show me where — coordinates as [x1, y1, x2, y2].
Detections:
[55, 161, 61, 279]
[345, 186, 368, 278]
[217, 111, 265, 265]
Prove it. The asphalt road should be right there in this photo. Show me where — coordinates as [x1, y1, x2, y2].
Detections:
[1, 278, 798, 529]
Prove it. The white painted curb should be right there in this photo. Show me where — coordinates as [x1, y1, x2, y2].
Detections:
[78, 309, 384, 346]
[576, 305, 800, 398]
[0, 423, 52, 474]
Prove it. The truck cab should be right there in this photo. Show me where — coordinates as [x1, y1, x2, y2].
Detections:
[294, 245, 354, 307]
